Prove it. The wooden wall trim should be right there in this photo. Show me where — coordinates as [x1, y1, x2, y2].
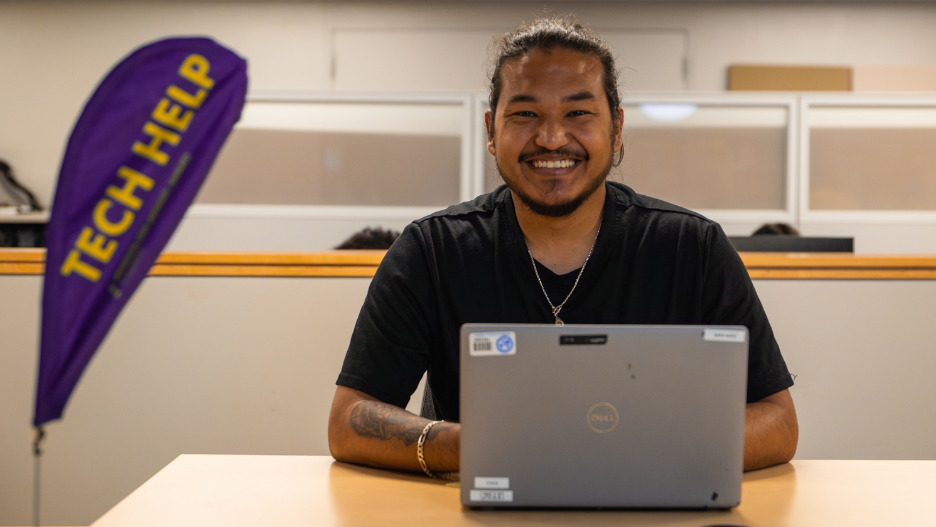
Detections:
[741, 253, 936, 279]
[0, 249, 385, 277]
[3, 249, 936, 279]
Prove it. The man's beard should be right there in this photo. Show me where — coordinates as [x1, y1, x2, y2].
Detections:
[496, 149, 613, 218]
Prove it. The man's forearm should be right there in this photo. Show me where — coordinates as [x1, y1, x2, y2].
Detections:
[328, 386, 459, 473]
[743, 388, 798, 471]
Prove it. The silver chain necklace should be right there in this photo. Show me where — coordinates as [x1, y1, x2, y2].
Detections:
[528, 226, 600, 326]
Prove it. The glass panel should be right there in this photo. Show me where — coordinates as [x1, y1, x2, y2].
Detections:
[809, 107, 936, 211]
[198, 102, 463, 206]
[483, 104, 788, 210]
[618, 105, 787, 210]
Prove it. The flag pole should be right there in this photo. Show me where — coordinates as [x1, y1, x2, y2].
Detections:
[32, 426, 45, 527]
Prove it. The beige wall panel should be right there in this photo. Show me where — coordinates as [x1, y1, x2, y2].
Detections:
[0, 275, 371, 525]
[333, 28, 685, 92]
[4, 272, 936, 524]
[333, 29, 494, 92]
[0, 276, 42, 527]
[334, 29, 686, 91]
[323, 0, 936, 95]
[603, 31, 687, 92]
[754, 280, 936, 460]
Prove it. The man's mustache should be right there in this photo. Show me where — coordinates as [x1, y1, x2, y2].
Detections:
[518, 147, 589, 163]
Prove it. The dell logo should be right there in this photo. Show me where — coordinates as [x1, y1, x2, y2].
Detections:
[586, 402, 619, 433]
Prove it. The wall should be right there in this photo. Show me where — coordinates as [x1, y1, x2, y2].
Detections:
[2, 272, 936, 525]
[0, 275, 376, 525]
[3, 1, 936, 251]
[4, 2, 936, 524]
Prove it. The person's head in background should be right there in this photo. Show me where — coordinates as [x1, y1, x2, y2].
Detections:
[752, 223, 800, 236]
[335, 227, 401, 250]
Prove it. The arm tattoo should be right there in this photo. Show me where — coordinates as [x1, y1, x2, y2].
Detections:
[349, 400, 455, 445]
[427, 422, 454, 441]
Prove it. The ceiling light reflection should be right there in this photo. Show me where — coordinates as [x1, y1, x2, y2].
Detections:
[639, 103, 698, 122]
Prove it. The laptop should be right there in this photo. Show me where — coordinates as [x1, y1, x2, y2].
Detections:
[459, 324, 748, 509]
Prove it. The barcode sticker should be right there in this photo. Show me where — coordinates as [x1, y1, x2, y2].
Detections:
[469, 332, 517, 356]
[703, 328, 746, 343]
[470, 490, 514, 502]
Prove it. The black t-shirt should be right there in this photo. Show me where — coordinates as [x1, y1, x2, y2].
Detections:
[337, 182, 793, 421]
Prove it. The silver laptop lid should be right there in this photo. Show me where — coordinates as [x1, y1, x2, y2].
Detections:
[460, 324, 748, 509]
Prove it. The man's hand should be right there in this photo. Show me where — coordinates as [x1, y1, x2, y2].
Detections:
[328, 386, 460, 473]
[744, 388, 798, 471]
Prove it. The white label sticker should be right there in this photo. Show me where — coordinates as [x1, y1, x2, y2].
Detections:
[474, 477, 509, 489]
[470, 490, 514, 502]
[704, 328, 747, 343]
[469, 332, 517, 356]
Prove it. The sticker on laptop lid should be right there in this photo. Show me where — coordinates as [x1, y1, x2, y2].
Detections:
[469, 332, 516, 356]
[470, 490, 514, 502]
[474, 477, 509, 489]
[703, 328, 746, 343]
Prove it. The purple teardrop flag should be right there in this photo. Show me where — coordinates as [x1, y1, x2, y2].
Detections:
[34, 37, 248, 427]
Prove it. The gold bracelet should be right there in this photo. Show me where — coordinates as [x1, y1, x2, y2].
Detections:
[416, 420, 458, 481]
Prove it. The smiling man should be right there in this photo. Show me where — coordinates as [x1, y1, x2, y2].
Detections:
[328, 16, 798, 477]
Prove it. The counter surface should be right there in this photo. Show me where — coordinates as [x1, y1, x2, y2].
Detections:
[90, 455, 936, 527]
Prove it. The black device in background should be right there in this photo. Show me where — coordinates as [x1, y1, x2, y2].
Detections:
[729, 223, 852, 253]
[728, 235, 853, 252]
[0, 159, 46, 247]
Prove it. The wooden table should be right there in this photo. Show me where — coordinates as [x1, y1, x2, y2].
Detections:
[91, 456, 936, 526]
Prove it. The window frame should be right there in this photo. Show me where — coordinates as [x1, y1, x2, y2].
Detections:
[800, 94, 936, 226]
[187, 91, 479, 224]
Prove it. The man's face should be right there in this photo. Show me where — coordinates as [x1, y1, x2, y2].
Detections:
[486, 47, 623, 217]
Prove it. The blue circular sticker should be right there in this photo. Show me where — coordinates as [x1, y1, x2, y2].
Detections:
[496, 334, 514, 353]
